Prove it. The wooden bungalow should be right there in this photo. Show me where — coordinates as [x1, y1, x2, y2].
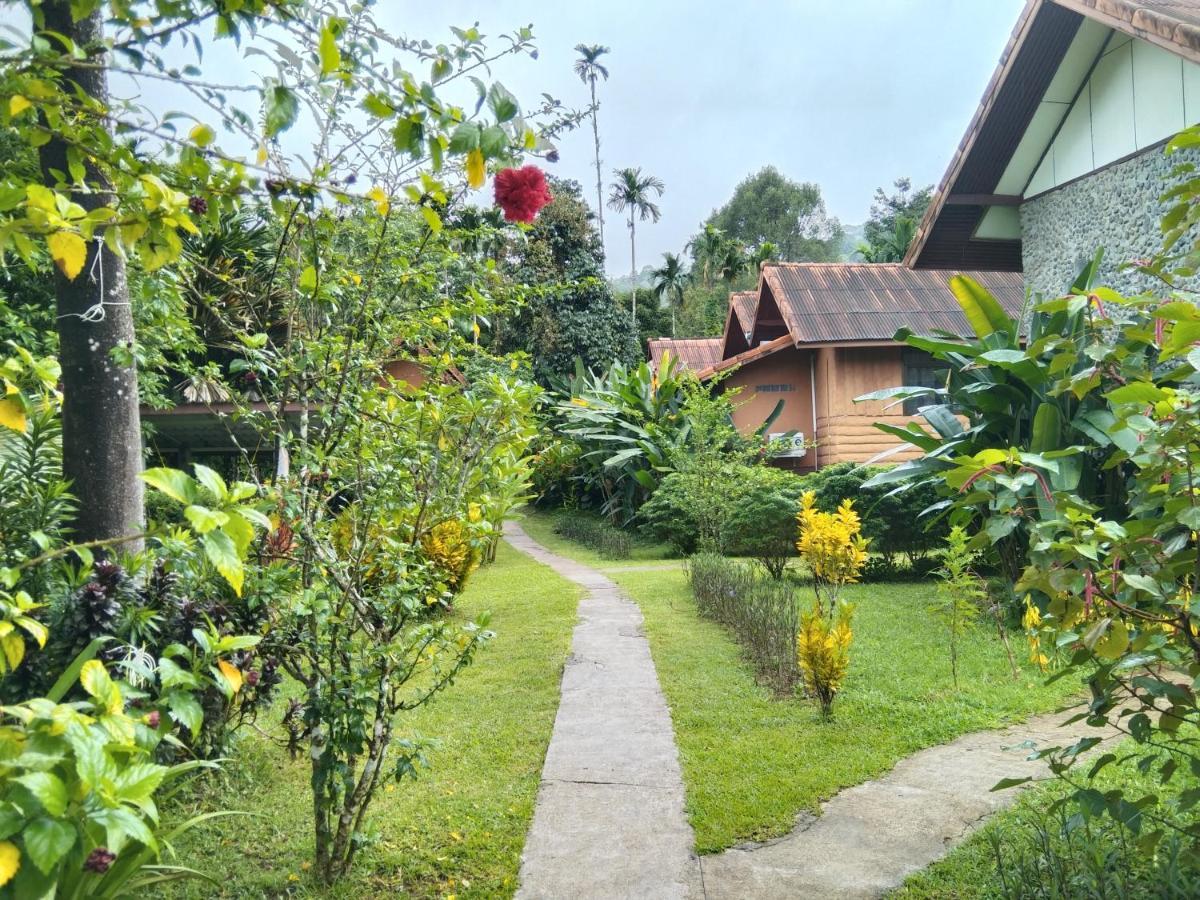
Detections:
[651, 265, 1024, 471]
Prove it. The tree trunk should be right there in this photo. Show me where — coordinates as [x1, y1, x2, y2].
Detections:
[37, 0, 144, 551]
[629, 216, 636, 323]
[590, 83, 604, 246]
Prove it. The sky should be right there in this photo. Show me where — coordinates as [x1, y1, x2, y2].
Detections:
[381, 0, 1028, 275]
[92, 0, 1030, 276]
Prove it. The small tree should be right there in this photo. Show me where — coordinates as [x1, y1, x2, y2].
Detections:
[930, 525, 984, 688]
[794, 491, 867, 714]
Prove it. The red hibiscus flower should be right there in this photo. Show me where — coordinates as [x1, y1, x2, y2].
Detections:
[494, 166, 553, 223]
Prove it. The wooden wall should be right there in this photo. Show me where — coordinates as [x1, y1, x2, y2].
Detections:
[723, 346, 817, 470]
[812, 345, 926, 466]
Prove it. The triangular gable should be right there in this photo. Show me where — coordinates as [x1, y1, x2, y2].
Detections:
[907, 0, 1200, 271]
[748, 273, 792, 347]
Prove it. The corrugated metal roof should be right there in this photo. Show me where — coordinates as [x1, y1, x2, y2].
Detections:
[647, 337, 723, 372]
[762, 263, 1026, 343]
[730, 291, 757, 335]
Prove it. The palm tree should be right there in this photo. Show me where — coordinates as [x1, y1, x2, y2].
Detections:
[750, 241, 779, 272]
[574, 44, 611, 245]
[856, 216, 918, 263]
[686, 223, 726, 288]
[607, 167, 665, 321]
[718, 240, 749, 283]
[651, 251, 689, 336]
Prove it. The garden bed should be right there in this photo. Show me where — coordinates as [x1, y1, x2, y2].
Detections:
[155, 542, 579, 899]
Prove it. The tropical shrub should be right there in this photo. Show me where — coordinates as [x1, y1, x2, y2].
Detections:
[796, 462, 948, 568]
[796, 603, 853, 716]
[686, 553, 798, 689]
[796, 492, 869, 611]
[553, 353, 689, 523]
[794, 491, 867, 714]
[641, 465, 803, 574]
[553, 513, 632, 560]
[0, 361, 266, 895]
[421, 519, 481, 594]
[865, 128, 1200, 856]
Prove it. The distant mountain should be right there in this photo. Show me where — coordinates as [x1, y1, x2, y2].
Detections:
[837, 223, 866, 261]
[609, 265, 657, 294]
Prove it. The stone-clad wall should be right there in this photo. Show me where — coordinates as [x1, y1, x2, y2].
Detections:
[1020, 143, 1200, 297]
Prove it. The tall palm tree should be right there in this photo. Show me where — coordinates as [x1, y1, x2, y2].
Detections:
[718, 240, 749, 283]
[750, 241, 779, 273]
[607, 167, 665, 322]
[574, 44, 611, 245]
[650, 251, 689, 336]
[686, 223, 726, 288]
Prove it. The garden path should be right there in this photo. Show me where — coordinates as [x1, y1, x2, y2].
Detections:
[505, 523, 703, 899]
[507, 523, 1116, 898]
[698, 708, 1119, 899]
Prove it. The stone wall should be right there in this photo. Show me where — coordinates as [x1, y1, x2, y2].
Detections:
[1020, 143, 1200, 297]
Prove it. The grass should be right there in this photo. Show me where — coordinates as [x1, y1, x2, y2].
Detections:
[611, 567, 1082, 852]
[518, 508, 673, 568]
[157, 541, 579, 899]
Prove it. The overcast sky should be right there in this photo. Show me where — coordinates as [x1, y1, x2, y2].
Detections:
[94, 1, 1029, 275]
[382, 0, 1027, 274]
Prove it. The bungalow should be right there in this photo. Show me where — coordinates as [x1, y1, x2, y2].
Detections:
[696, 265, 1023, 470]
[652, 0, 1200, 469]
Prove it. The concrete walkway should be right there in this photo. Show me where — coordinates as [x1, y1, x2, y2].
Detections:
[507, 523, 1113, 899]
[506, 523, 702, 899]
[699, 708, 1116, 899]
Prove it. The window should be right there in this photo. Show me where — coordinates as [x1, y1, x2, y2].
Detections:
[901, 350, 942, 416]
[755, 383, 796, 393]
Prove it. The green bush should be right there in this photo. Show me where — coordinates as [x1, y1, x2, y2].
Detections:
[685, 552, 798, 689]
[553, 514, 632, 560]
[641, 465, 803, 575]
[796, 462, 948, 565]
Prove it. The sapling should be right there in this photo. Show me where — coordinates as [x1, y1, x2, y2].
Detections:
[930, 525, 984, 688]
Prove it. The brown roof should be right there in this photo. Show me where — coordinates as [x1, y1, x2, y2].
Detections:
[907, 0, 1200, 270]
[1058, 0, 1200, 61]
[647, 337, 723, 372]
[730, 291, 757, 334]
[761, 263, 1025, 343]
[697, 335, 794, 381]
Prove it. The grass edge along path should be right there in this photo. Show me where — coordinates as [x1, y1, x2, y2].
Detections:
[522, 511, 1084, 854]
[157, 540, 580, 899]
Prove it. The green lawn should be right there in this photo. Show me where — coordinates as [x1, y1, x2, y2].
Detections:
[158, 541, 579, 899]
[609, 567, 1082, 853]
[518, 508, 673, 568]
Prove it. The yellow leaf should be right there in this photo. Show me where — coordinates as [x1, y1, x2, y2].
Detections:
[0, 397, 25, 433]
[8, 95, 31, 117]
[0, 841, 18, 886]
[47, 231, 86, 281]
[218, 659, 244, 694]
[366, 186, 390, 216]
[0, 634, 22, 672]
[465, 148, 485, 189]
[256, 143, 268, 165]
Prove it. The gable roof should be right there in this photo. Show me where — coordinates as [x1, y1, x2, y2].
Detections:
[647, 337, 723, 373]
[730, 291, 757, 335]
[760, 263, 1025, 343]
[906, 0, 1200, 271]
[720, 290, 759, 358]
